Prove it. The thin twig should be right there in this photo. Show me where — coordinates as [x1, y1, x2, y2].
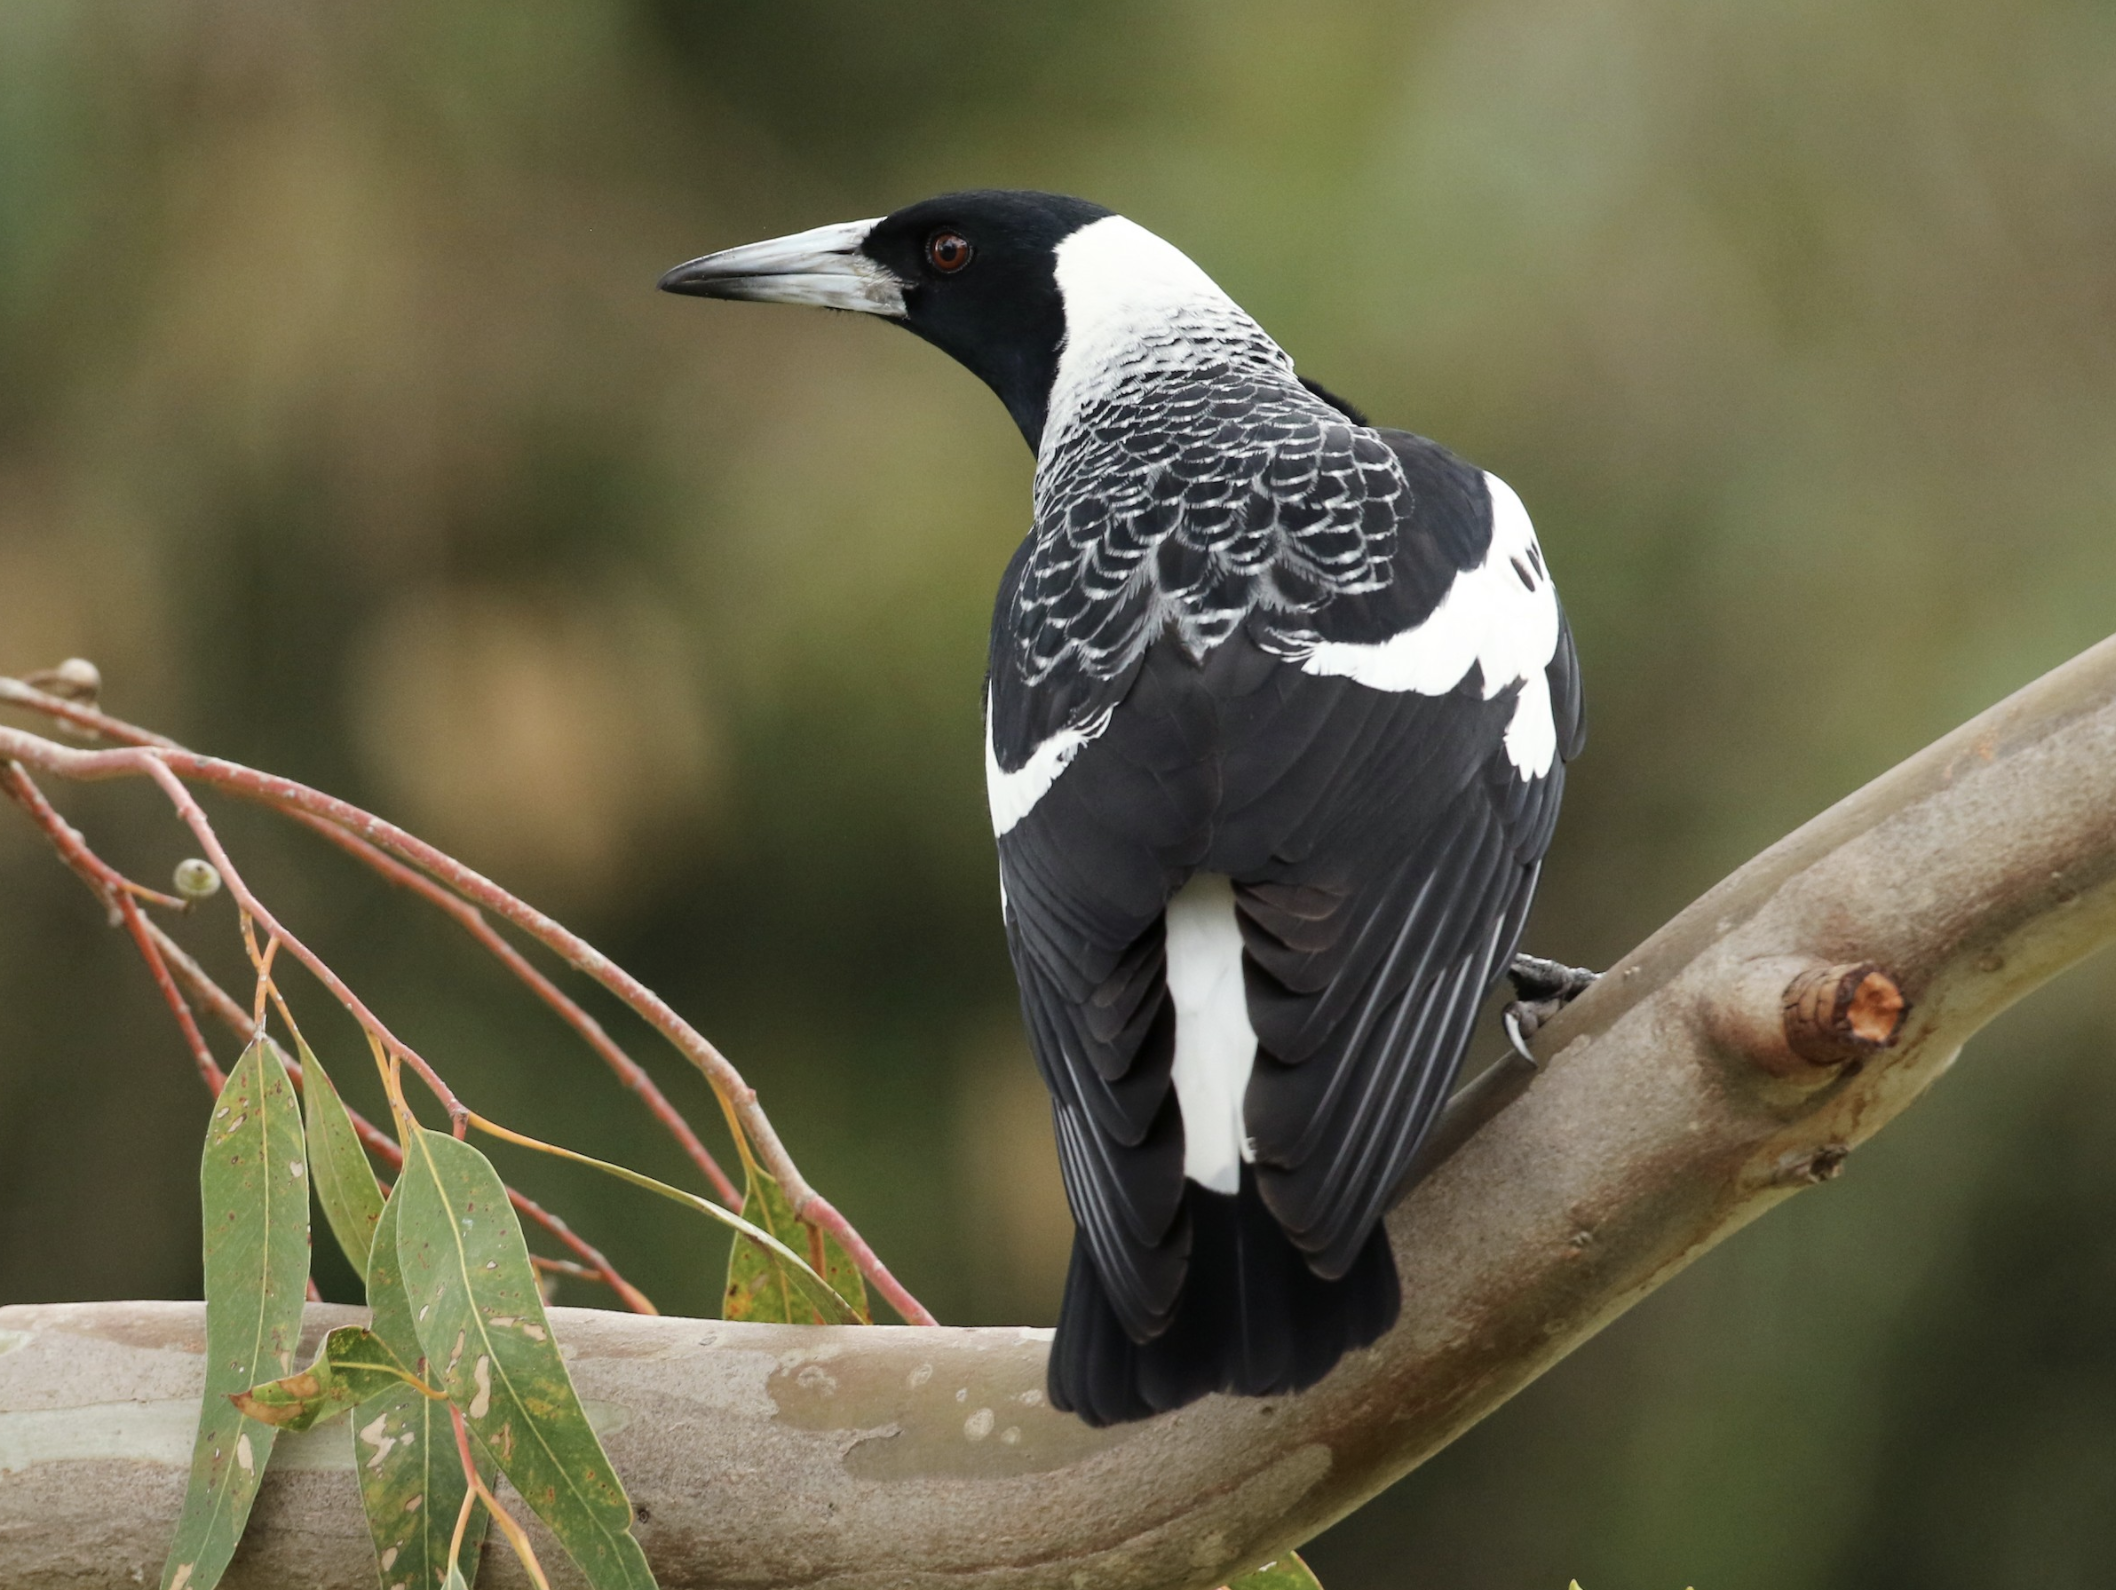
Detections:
[122, 891, 224, 1095]
[0, 704, 933, 1323]
[0, 764, 224, 1092]
[293, 810, 741, 1207]
[0, 676, 180, 749]
[529, 1256, 601, 1281]
[131, 752, 469, 1131]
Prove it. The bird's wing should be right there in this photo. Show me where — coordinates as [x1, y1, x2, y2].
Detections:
[990, 415, 1582, 1328]
[1226, 430, 1582, 1278]
[1223, 660, 1571, 1279]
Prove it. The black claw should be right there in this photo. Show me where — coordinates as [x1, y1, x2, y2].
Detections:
[1507, 953, 1601, 1006]
[1502, 955, 1601, 1063]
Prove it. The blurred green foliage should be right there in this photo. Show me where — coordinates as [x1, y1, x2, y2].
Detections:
[1, 2, 2113, 1586]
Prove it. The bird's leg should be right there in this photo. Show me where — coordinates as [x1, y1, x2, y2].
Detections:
[1502, 953, 1602, 1065]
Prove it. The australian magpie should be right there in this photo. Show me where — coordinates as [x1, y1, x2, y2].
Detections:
[662, 191, 1587, 1426]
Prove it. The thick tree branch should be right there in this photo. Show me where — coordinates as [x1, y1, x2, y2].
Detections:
[3, 633, 2114, 1589]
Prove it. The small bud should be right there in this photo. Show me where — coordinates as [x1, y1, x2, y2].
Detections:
[52, 658, 102, 701]
[25, 657, 102, 703]
[174, 859, 223, 901]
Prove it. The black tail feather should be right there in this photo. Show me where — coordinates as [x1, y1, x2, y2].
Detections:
[1047, 1168, 1399, 1427]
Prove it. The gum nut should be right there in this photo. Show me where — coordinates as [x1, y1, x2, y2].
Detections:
[174, 858, 223, 900]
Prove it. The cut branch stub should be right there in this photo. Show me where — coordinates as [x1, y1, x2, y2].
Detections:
[1784, 960, 1907, 1066]
[1705, 955, 1909, 1082]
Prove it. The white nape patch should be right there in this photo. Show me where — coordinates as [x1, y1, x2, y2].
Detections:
[1298, 472, 1562, 778]
[1044, 216, 1292, 445]
[1163, 873, 1258, 1195]
[984, 694, 1106, 838]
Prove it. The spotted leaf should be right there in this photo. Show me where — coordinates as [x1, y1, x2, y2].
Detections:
[159, 1038, 310, 1590]
[723, 1163, 869, 1325]
[355, 1188, 492, 1590]
[1224, 1550, 1326, 1590]
[394, 1128, 656, 1590]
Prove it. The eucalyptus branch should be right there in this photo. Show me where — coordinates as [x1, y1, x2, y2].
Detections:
[6, 632, 2110, 1589]
[0, 782, 657, 1313]
[0, 677, 930, 1324]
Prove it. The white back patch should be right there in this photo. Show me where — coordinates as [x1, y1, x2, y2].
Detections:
[1164, 872, 1258, 1194]
[1297, 472, 1562, 778]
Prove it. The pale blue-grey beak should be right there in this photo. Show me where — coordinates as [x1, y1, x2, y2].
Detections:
[658, 218, 905, 315]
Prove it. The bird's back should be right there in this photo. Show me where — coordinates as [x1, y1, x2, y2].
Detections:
[989, 340, 1582, 1422]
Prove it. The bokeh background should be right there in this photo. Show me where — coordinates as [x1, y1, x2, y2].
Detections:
[4, 1, 2115, 1584]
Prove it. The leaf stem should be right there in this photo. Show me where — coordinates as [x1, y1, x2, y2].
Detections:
[465, 1112, 856, 1323]
[451, 1405, 552, 1590]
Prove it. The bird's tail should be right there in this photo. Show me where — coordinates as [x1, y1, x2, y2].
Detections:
[1046, 1168, 1400, 1426]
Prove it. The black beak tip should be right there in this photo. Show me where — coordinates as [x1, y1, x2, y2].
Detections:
[657, 260, 714, 296]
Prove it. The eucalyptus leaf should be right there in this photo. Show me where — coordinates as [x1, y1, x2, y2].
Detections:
[1225, 1550, 1326, 1590]
[159, 1038, 310, 1590]
[723, 1164, 869, 1325]
[230, 1324, 426, 1432]
[357, 1187, 492, 1590]
[473, 1124, 858, 1326]
[395, 1128, 656, 1590]
[297, 1035, 385, 1281]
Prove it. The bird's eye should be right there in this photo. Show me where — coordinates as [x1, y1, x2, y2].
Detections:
[926, 230, 974, 274]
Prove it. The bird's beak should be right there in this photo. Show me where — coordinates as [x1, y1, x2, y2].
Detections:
[657, 218, 905, 316]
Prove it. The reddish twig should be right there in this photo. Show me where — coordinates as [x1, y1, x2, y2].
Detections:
[0, 676, 180, 750]
[121, 891, 224, 1096]
[124, 752, 469, 1131]
[0, 764, 224, 1093]
[85, 865, 656, 1312]
[293, 810, 741, 1208]
[145, 920, 261, 1043]
[529, 1256, 601, 1281]
[0, 703, 934, 1324]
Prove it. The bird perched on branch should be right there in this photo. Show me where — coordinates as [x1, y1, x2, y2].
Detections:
[662, 191, 1588, 1425]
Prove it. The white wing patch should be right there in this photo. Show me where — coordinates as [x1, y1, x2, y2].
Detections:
[984, 696, 1108, 838]
[1163, 872, 1257, 1194]
[1296, 472, 1561, 778]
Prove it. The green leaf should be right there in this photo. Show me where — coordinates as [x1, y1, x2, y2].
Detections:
[160, 1037, 310, 1590]
[470, 1124, 858, 1326]
[723, 1164, 869, 1325]
[357, 1188, 492, 1590]
[444, 1566, 472, 1590]
[297, 1035, 385, 1281]
[231, 1324, 428, 1432]
[395, 1128, 657, 1590]
[1225, 1550, 1326, 1590]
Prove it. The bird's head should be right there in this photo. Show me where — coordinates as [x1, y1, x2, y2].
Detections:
[660, 189, 1261, 452]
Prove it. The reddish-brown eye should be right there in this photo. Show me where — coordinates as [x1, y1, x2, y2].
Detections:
[926, 230, 974, 273]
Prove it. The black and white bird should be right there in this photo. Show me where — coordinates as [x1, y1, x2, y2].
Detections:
[662, 191, 1587, 1426]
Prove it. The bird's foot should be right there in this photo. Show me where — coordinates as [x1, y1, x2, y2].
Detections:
[1502, 953, 1602, 1065]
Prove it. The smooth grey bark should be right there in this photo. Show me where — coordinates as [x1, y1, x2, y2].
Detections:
[4, 633, 2114, 1590]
